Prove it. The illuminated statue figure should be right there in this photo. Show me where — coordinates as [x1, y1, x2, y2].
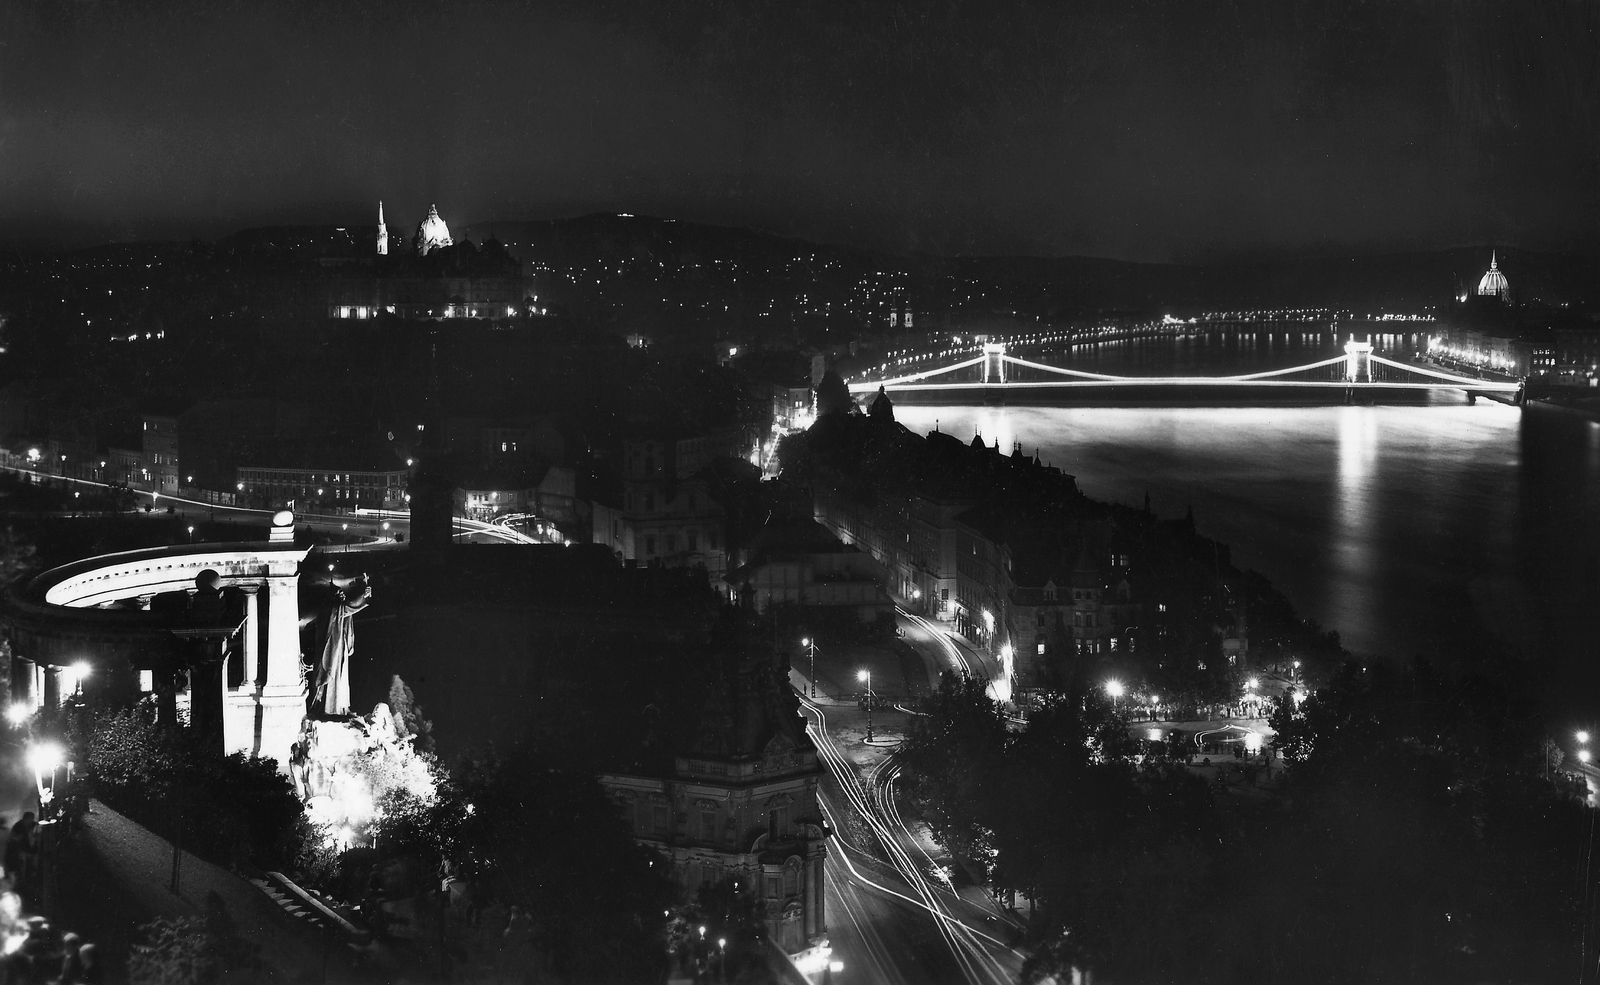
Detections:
[315, 576, 372, 716]
[377, 200, 388, 256]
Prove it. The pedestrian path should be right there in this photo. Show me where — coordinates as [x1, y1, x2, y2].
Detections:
[62, 799, 356, 982]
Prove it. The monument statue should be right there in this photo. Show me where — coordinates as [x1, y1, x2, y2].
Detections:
[314, 575, 372, 717]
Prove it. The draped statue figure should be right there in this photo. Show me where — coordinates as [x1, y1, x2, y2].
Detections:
[315, 576, 372, 716]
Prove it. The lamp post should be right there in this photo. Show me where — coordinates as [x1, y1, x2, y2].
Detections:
[803, 637, 816, 698]
[26, 742, 62, 817]
[857, 669, 873, 742]
[1104, 679, 1124, 709]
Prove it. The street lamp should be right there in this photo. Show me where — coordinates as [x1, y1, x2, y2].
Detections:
[803, 638, 818, 698]
[186, 525, 194, 542]
[1104, 679, 1124, 708]
[5, 703, 30, 727]
[1581, 750, 1593, 765]
[26, 742, 63, 816]
[857, 669, 874, 742]
[1578, 730, 1590, 745]
[71, 662, 90, 697]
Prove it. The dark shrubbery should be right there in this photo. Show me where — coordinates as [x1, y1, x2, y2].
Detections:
[127, 892, 265, 985]
[86, 707, 307, 871]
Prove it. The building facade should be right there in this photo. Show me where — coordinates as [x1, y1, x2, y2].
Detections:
[599, 628, 827, 956]
[236, 466, 409, 510]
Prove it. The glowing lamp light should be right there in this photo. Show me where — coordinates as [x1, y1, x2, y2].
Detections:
[856, 670, 869, 683]
[1244, 731, 1264, 752]
[982, 609, 995, 632]
[1581, 750, 1593, 764]
[5, 704, 30, 726]
[1579, 731, 1590, 745]
[911, 587, 922, 599]
[25, 742, 62, 777]
[271, 510, 294, 527]
[1147, 728, 1162, 741]
[1247, 677, 1259, 690]
[1104, 679, 1124, 699]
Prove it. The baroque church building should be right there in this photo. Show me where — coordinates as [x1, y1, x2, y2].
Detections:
[599, 611, 828, 958]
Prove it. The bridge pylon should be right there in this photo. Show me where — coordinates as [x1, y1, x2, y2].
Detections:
[1344, 335, 1373, 383]
[982, 342, 1007, 383]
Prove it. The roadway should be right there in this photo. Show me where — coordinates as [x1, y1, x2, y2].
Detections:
[0, 465, 550, 547]
[896, 607, 1020, 710]
[802, 694, 1025, 985]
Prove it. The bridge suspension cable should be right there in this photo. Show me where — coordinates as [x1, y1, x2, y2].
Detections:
[1220, 354, 1349, 380]
[854, 354, 987, 390]
[1000, 355, 1127, 380]
[1368, 354, 1513, 388]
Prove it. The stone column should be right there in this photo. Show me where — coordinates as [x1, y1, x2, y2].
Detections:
[255, 572, 307, 769]
[42, 666, 61, 712]
[239, 586, 261, 687]
[225, 585, 263, 757]
[12, 657, 34, 710]
[188, 648, 226, 751]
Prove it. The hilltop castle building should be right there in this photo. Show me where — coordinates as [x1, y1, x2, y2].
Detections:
[323, 202, 533, 321]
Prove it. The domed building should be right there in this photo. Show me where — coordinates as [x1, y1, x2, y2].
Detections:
[1476, 251, 1510, 300]
[414, 204, 453, 255]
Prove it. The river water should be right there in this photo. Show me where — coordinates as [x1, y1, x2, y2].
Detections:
[893, 334, 1600, 713]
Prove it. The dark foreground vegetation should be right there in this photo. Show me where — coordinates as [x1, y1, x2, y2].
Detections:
[902, 662, 1594, 983]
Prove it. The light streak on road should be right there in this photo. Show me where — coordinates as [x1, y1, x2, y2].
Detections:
[899, 608, 976, 678]
[898, 608, 1014, 705]
[802, 696, 1019, 984]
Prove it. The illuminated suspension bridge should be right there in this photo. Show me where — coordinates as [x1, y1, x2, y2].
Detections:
[849, 338, 1522, 397]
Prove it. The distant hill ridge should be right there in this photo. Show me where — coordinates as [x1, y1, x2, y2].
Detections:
[468, 213, 1599, 315]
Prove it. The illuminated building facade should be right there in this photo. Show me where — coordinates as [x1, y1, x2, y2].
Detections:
[235, 466, 409, 510]
[324, 203, 536, 321]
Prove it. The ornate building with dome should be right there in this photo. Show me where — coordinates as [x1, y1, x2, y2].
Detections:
[1476, 251, 1510, 300]
[320, 202, 536, 320]
[413, 204, 453, 255]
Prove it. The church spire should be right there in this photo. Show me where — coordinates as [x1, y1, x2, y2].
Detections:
[376, 200, 388, 256]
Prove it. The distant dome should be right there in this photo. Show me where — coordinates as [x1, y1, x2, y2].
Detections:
[1476, 251, 1509, 299]
[415, 205, 453, 255]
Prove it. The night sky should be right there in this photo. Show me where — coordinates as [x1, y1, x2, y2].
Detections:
[2, 0, 1595, 261]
